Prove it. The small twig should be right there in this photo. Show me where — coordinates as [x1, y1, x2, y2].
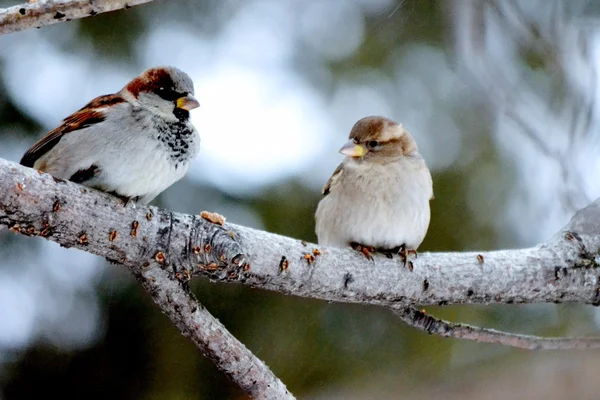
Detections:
[0, 0, 155, 35]
[394, 306, 600, 350]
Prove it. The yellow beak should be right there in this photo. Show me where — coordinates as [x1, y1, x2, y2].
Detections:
[339, 140, 368, 157]
[176, 94, 200, 111]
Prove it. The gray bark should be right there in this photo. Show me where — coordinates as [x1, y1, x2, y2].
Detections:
[0, 159, 294, 399]
[139, 263, 293, 399]
[0, 0, 155, 35]
[2, 0, 599, 395]
[1, 158, 599, 311]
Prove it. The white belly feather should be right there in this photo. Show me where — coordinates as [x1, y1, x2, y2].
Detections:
[35, 104, 200, 205]
[315, 157, 432, 250]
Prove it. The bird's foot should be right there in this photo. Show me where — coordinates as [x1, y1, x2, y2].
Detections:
[110, 192, 139, 208]
[382, 250, 395, 259]
[127, 196, 140, 208]
[386, 244, 417, 267]
[120, 196, 137, 208]
[350, 242, 375, 261]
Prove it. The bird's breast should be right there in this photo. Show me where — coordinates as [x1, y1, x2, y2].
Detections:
[153, 116, 200, 164]
[316, 158, 432, 249]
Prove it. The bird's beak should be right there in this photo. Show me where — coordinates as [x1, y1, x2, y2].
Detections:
[339, 140, 368, 157]
[176, 94, 200, 111]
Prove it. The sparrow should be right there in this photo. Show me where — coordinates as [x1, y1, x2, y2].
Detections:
[20, 66, 201, 205]
[315, 116, 433, 262]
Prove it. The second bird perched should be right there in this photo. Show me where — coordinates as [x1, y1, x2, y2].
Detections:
[315, 116, 433, 261]
[20, 66, 201, 205]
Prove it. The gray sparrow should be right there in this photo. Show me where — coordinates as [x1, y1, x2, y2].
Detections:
[20, 66, 200, 205]
[315, 116, 433, 261]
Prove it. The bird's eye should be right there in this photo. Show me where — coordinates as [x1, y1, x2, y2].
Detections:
[367, 140, 380, 148]
[158, 87, 165, 92]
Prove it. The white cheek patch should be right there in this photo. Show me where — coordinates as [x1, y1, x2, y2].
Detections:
[378, 124, 406, 142]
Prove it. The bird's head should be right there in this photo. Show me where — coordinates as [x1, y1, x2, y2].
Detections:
[123, 66, 200, 122]
[339, 116, 418, 163]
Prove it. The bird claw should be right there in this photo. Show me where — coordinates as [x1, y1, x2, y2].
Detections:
[350, 242, 375, 261]
[384, 244, 417, 268]
[349, 242, 416, 265]
[120, 195, 139, 208]
[399, 246, 408, 266]
[382, 251, 394, 259]
[399, 245, 418, 268]
[109, 191, 139, 208]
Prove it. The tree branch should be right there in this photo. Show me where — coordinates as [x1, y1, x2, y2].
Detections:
[137, 263, 293, 400]
[2, 156, 600, 355]
[394, 306, 600, 350]
[1, 157, 600, 310]
[0, 0, 155, 35]
[0, 159, 293, 399]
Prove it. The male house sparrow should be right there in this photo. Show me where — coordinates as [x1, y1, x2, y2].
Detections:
[20, 66, 200, 205]
[315, 116, 433, 261]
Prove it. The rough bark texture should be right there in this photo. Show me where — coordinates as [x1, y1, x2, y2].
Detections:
[139, 264, 293, 400]
[0, 159, 293, 400]
[0, 0, 155, 35]
[2, 1, 599, 396]
[1, 158, 599, 310]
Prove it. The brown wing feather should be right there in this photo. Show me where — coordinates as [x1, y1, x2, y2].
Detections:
[20, 94, 125, 168]
[322, 163, 344, 196]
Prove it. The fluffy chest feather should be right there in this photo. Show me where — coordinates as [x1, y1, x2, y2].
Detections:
[36, 103, 200, 204]
[315, 156, 433, 249]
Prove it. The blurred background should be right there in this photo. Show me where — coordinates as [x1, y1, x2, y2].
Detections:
[1, 0, 600, 398]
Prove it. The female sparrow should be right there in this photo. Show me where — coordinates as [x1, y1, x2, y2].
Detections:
[315, 116, 433, 261]
[20, 66, 201, 205]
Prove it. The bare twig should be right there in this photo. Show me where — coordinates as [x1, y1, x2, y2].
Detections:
[394, 306, 600, 350]
[0, 0, 155, 35]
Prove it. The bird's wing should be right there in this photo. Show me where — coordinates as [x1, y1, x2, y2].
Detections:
[322, 163, 344, 196]
[20, 94, 125, 168]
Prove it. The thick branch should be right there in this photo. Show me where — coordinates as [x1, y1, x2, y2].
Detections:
[2, 157, 600, 355]
[0, 160, 292, 399]
[0, 0, 155, 35]
[1, 158, 600, 310]
[138, 263, 293, 400]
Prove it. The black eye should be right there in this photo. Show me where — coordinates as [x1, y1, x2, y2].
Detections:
[155, 86, 182, 102]
[367, 140, 379, 148]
